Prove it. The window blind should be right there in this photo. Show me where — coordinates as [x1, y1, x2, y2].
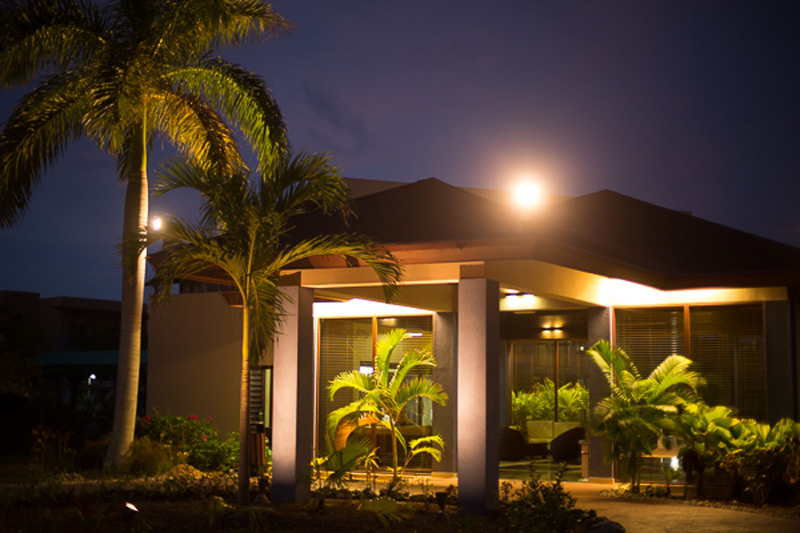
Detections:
[614, 304, 766, 420]
[317, 315, 435, 471]
[689, 305, 765, 420]
[614, 307, 685, 377]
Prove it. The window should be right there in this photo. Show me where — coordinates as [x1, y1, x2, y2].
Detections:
[614, 304, 765, 420]
[689, 305, 764, 419]
[317, 315, 435, 470]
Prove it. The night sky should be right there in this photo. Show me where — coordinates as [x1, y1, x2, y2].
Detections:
[1, 1, 798, 301]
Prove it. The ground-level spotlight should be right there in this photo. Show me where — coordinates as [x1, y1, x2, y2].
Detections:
[122, 501, 139, 530]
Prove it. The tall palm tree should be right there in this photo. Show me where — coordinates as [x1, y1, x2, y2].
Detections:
[588, 340, 704, 493]
[147, 151, 402, 504]
[328, 328, 448, 486]
[0, 0, 290, 467]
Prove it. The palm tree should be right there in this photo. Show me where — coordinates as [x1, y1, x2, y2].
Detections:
[0, 0, 290, 467]
[147, 151, 402, 504]
[328, 328, 448, 486]
[588, 340, 704, 493]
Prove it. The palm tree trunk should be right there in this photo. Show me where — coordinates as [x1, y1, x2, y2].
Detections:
[237, 303, 251, 505]
[105, 120, 148, 467]
[390, 416, 399, 484]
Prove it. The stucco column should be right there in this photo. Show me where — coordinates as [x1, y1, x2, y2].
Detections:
[271, 285, 315, 502]
[587, 306, 613, 480]
[457, 277, 500, 513]
[433, 312, 457, 473]
[765, 300, 797, 422]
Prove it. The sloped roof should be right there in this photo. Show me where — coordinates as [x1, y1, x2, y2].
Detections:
[294, 177, 518, 244]
[533, 190, 800, 288]
[294, 178, 800, 290]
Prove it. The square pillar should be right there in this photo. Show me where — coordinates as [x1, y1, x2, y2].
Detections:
[271, 285, 315, 502]
[433, 312, 457, 473]
[765, 300, 797, 422]
[587, 306, 613, 480]
[457, 277, 500, 513]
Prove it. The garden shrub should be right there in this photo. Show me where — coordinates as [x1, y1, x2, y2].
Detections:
[31, 426, 75, 471]
[136, 413, 238, 471]
[75, 436, 109, 471]
[718, 418, 800, 506]
[501, 467, 587, 532]
[124, 435, 183, 476]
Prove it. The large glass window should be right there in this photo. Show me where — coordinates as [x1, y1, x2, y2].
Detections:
[689, 305, 764, 419]
[317, 315, 434, 471]
[615, 304, 765, 420]
[510, 340, 589, 425]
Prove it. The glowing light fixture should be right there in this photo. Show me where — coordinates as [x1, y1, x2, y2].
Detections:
[151, 216, 162, 231]
[513, 181, 543, 209]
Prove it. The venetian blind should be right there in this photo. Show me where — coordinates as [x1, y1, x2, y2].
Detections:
[614, 307, 686, 377]
[689, 305, 765, 420]
[317, 318, 373, 449]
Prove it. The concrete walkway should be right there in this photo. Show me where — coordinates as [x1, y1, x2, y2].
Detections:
[564, 482, 799, 533]
[396, 475, 799, 532]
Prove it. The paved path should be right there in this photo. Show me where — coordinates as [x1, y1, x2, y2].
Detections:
[361, 476, 799, 532]
[564, 482, 800, 533]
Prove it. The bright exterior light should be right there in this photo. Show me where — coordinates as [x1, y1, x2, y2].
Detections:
[359, 365, 374, 375]
[513, 181, 543, 209]
[151, 216, 162, 231]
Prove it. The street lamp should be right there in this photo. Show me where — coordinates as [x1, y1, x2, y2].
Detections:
[150, 216, 162, 232]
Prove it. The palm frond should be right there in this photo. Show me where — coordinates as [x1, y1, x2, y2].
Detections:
[588, 340, 646, 407]
[0, 73, 89, 226]
[322, 434, 374, 489]
[166, 57, 287, 170]
[151, 0, 292, 55]
[329, 370, 375, 400]
[148, 86, 244, 175]
[375, 329, 407, 388]
[0, 0, 105, 87]
[269, 234, 401, 303]
[408, 435, 445, 462]
[389, 348, 436, 396]
[394, 377, 448, 413]
[264, 151, 349, 216]
[326, 402, 380, 445]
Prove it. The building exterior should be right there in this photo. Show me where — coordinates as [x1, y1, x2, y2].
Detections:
[146, 178, 800, 512]
[0, 290, 147, 447]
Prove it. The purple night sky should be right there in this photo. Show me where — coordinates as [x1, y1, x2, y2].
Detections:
[1, 1, 798, 301]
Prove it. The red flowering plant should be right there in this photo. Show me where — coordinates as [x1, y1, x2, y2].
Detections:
[135, 412, 238, 471]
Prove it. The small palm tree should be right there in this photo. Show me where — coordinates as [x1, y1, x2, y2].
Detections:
[148, 151, 401, 504]
[671, 402, 738, 498]
[0, 0, 290, 467]
[588, 340, 704, 493]
[328, 329, 448, 485]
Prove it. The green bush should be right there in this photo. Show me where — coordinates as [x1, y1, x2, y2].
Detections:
[124, 435, 183, 476]
[501, 467, 586, 532]
[76, 436, 109, 471]
[136, 413, 238, 471]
